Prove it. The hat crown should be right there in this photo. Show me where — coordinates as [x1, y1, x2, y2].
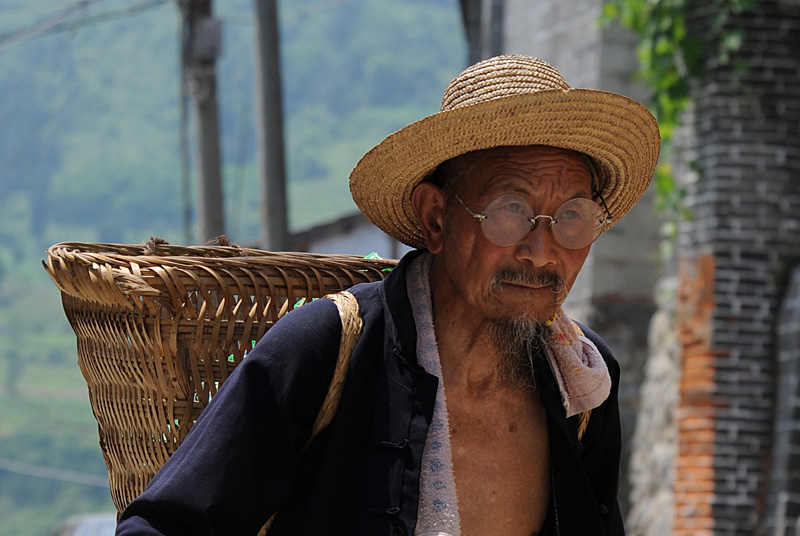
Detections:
[350, 54, 660, 250]
[441, 55, 572, 111]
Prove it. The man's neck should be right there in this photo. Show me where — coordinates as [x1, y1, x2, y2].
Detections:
[427, 256, 508, 394]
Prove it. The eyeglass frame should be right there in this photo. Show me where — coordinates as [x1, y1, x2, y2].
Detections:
[451, 190, 613, 249]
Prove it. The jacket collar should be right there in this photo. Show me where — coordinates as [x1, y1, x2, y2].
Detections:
[377, 249, 427, 367]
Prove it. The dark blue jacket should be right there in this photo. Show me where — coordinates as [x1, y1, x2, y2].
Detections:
[116, 251, 624, 535]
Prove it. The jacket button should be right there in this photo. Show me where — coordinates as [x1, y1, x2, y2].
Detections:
[599, 504, 608, 515]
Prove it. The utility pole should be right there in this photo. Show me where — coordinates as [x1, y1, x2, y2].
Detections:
[253, 0, 288, 250]
[179, 0, 225, 243]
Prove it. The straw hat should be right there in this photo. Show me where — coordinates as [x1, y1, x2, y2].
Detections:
[349, 55, 661, 250]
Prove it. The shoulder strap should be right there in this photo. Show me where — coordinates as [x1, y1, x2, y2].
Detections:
[259, 290, 361, 536]
[306, 290, 361, 448]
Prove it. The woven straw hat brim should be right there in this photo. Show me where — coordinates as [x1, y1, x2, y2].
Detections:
[350, 88, 660, 250]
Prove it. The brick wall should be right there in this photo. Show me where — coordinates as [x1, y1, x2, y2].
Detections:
[675, 254, 717, 536]
[672, 2, 800, 533]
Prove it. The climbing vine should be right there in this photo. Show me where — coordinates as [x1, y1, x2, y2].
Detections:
[600, 0, 760, 245]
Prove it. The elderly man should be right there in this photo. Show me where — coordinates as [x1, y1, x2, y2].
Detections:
[116, 55, 660, 535]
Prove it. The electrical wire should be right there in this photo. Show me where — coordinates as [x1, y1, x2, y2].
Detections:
[0, 0, 168, 51]
[0, 2, 104, 18]
[0, 456, 109, 488]
[56, 0, 169, 31]
[0, 0, 105, 50]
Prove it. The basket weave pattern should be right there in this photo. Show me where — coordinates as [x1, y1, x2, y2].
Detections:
[43, 242, 395, 513]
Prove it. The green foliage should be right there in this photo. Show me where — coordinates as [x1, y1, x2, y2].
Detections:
[600, 0, 759, 238]
[600, 0, 758, 133]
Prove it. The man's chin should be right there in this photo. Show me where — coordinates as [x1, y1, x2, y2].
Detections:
[488, 314, 547, 390]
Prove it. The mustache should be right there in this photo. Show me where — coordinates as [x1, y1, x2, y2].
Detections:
[490, 268, 568, 296]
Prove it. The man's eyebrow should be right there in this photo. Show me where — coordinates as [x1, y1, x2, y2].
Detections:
[482, 177, 592, 199]
[480, 177, 532, 195]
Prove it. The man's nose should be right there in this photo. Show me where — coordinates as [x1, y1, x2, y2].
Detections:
[514, 221, 558, 268]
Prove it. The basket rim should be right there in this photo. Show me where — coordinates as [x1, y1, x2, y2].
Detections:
[43, 241, 399, 307]
[45, 241, 399, 266]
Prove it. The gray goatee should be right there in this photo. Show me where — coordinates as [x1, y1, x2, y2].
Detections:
[487, 268, 567, 390]
[489, 314, 547, 391]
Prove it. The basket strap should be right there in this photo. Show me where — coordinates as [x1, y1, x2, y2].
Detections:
[306, 290, 361, 448]
[259, 290, 362, 535]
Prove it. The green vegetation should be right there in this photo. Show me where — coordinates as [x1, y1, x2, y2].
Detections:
[0, 0, 465, 533]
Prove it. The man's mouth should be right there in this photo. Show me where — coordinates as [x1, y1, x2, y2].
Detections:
[491, 268, 565, 292]
[504, 280, 549, 290]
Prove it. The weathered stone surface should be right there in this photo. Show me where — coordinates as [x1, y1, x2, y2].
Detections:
[627, 277, 679, 536]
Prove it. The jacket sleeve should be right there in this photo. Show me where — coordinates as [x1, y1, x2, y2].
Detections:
[578, 324, 625, 536]
[115, 298, 343, 536]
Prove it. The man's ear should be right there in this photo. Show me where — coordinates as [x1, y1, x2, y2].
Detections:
[411, 182, 447, 254]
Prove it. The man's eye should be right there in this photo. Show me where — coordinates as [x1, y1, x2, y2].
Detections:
[504, 202, 525, 214]
[561, 209, 582, 220]
[486, 195, 531, 218]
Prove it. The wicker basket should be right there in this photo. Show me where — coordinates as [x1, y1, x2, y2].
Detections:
[43, 241, 396, 513]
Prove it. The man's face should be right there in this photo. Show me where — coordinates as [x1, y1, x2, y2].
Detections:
[434, 145, 595, 324]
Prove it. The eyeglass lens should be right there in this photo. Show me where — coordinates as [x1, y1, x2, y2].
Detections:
[479, 194, 604, 249]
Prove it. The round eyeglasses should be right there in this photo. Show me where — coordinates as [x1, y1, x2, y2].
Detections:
[454, 193, 612, 250]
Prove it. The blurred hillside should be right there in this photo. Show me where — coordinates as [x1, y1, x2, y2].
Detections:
[0, 1, 465, 534]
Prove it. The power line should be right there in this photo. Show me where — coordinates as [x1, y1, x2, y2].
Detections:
[0, 456, 109, 488]
[0, 0, 105, 49]
[0, 2, 95, 16]
[54, 0, 169, 30]
[0, 0, 168, 51]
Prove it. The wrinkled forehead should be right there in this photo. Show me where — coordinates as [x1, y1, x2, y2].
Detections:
[431, 145, 596, 196]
